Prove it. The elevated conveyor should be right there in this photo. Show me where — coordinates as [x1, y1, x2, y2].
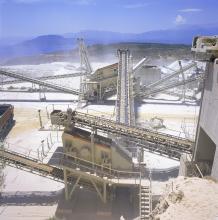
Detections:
[138, 74, 204, 98]
[0, 148, 111, 192]
[0, 69, 80, 95]
[1, 72, 83, 85]
[0, 147, 140, 187]
[142, 62, 197, 90]
[0, 147, 144, 204]
[50, 110, 194, 159]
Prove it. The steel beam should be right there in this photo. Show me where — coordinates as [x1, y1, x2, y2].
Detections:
[69, 175, 81, 198]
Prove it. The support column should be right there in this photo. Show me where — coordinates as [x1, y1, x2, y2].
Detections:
[41, 140, 45, 157]
[179, 60, 186, 102]
[91, 179, 107, 203]
[64, 168, 69, 200]
[91, 128, 95, 167]
[38, 109, 43, 129]
[69, 175, 81, 198]
[103, 182, 107, 203]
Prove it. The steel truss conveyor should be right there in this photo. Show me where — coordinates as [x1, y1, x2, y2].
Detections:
[1, 72, 84, 85]
[51, 110, 194, 159]
[0, 148, 114, 192]
[138, 74, 204, 98]
[0, 147, 142, 202]
[0, 69, 80, 95]
[143, 62, 197, 90]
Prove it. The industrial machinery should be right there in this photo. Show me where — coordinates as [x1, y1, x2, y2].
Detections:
[50, 109, 193, 160]
[116, 49, 135, 126]
[62, 126, 133, 171]
[81, 57, 147, 101]
[192, 35, 218, 60]
[0, 38, 201, 103]
[0, 104, 14, 139]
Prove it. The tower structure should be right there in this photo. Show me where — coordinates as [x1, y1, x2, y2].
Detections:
[77, 38, 92, 103]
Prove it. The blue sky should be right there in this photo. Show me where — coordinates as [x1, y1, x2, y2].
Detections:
[0, 0, 218, 38]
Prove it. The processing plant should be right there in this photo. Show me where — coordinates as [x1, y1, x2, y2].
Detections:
[0, 35, 218, 220]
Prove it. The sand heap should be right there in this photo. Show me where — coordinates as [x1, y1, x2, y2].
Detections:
[151, 176, 218, 220]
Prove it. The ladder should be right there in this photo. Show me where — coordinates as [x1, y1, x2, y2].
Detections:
[140, 185, 151, 220]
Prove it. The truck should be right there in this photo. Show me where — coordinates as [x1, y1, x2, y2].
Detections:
[0, 104, 14, 140]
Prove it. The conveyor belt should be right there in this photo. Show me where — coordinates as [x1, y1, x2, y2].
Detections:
[0, 148, 140, 188]
[0, 148, 64, 182]
[1, 72, 83, 85]
[51, 110, 194, 159]
[138, 74, 203, 98]
[142, 62, 197, 90]
[0, 69, 80, 95]
[0, 148, 105, 190]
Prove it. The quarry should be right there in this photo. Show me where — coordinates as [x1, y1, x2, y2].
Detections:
[0, 35, 218, 220]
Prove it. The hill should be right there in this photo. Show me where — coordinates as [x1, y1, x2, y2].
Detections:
[0, 23, 217, 62]
[2, 42, 191, 65]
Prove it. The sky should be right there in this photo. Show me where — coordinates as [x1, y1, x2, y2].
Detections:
[0, 0, 218, 38]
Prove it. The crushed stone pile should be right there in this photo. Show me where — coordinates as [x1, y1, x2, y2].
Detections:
[151, 176, 218, 220]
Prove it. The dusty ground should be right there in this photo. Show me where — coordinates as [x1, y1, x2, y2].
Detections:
[0, 205, 58, 220]
[9, 107, 40, 137]
[0, 105, 64, 219]
[152, 177, 218, 220]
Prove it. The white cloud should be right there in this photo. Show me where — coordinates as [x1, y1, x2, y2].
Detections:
[174, 14, 186, 25]
[124, 3, 149, 9]
[179, 8, 202, 13]
[71, 0, 94, 5]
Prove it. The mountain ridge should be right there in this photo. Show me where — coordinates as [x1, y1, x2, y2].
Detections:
[0, 23, 217, 61]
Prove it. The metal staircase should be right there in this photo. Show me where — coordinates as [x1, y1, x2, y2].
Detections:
[140, 185, 151, 220]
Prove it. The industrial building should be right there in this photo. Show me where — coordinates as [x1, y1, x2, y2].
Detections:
[180, 36, 218, 179]
[83, 63, 118, 101]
